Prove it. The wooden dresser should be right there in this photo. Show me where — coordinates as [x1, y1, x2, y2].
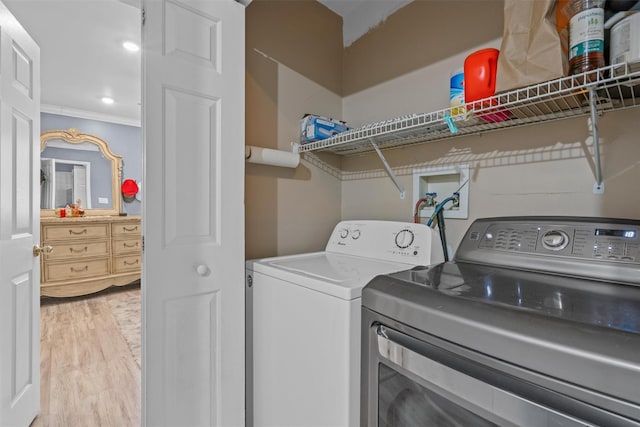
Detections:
[40, 216, 141, 297]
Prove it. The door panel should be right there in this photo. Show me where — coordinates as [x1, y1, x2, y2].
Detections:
[164, 1, 222, 70]
[163, 88, 219, 245]
[163, 292, 220, 426]
[143, 0, 245, 425]
[11, 273, 33, 403]
[13, 112, 33, 232]
[0, 1, 40, 425]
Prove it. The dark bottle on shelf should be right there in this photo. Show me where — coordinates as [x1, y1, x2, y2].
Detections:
[569, 0, 606, 74]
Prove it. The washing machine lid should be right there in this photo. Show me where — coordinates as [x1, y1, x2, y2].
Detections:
[250, 251, 416, 300]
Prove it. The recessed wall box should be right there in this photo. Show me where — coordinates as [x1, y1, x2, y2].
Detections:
[412, 165, 470, 220]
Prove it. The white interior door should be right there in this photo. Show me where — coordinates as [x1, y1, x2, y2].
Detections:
[71, 163, 90, 208]
[0, 1, 40, 426]
[142, 0, 245, 425]
[40, 158, 54, 209]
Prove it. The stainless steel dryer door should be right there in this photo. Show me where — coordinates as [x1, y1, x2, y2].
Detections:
[366, 323, 640, 427]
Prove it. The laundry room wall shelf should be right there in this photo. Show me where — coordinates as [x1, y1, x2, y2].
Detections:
[293, 62, 640, 196]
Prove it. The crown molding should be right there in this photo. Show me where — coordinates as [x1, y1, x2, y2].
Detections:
[41, 104, 141, 128]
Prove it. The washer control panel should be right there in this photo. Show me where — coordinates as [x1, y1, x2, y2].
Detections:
[326, 220, 433, 265]
[475, 221, 640, 262]
[459, 217, 640, 285]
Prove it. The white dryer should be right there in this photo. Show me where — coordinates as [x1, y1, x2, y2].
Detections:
[246, 220, 434, 427]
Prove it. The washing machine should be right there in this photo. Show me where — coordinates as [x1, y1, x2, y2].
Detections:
[245, 220, 434, 427]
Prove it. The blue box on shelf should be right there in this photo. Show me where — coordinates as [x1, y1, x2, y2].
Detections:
[300, 114, 350, 143]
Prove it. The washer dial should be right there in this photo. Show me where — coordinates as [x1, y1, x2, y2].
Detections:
[340, 229, 349, 239]
[541, 230, 569, 251]
[395, 229, 415, 249]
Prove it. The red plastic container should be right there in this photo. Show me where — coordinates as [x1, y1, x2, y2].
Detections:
[464, 48, 499, 102]
[464, 48, 510, 122]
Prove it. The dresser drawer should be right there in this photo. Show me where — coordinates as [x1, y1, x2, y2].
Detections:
[113, 254, 141, 273]
[113, 238, 141, 255]
[44, 258, 110, 282]
[43, 223, 109, 241]
[111, 221, 141, 237]
[44, 241, 110, 261]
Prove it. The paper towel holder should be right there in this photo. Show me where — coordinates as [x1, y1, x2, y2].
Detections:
[245, 145, 300, 168]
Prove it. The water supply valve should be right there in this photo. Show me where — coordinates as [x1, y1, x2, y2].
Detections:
[425, 192, 438, 207]
[452, 192, 460, 209]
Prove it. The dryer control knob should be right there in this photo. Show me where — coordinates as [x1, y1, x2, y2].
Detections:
[542, 230, 569, 251]
[340, 229, 349, 239]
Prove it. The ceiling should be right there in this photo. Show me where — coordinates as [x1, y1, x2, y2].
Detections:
[3, 0, 409, 127]
[5, 0, 141, 126]
[317, 0, 412, 46]
[318, 0, 363, 17]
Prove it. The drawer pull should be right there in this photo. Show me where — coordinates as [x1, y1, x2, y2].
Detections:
[123, 242, 138, 248]
[122, 226, 138, 232]
[69, 246, 88, 253]
[70, 266, 89, 273]
[123, 259, 139, 266]
[69, 229, 88, 235]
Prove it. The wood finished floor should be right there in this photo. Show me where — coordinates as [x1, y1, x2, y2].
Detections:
[32, 285, 141, 427]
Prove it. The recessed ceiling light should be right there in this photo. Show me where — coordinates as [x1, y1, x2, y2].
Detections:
[101, 97, 115, 105]
[123, 41, 140, 52]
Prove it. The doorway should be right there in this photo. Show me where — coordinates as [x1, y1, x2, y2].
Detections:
[3, 1, 248, 425]
[36, 122, 143, 425]
[4, 1, 143, 425]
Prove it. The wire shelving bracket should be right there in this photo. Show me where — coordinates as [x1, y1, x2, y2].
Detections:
[369, 139, 405, 199]
[588, 86, 605, 194]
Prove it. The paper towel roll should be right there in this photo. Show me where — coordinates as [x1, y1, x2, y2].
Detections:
[245, 145, 300, 168]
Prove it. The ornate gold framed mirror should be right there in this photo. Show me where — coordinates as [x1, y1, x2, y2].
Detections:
[40, 128, 123, 217]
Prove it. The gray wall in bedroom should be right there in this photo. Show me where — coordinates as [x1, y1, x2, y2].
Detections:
[41, 146, 112, 209]
[41, 113, 142, 215]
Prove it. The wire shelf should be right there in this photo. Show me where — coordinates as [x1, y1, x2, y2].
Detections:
[293, 63, 640, 156]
